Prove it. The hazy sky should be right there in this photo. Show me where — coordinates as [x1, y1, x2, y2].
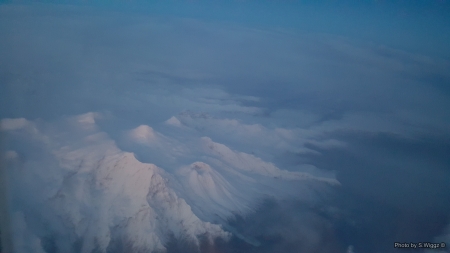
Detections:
[1, 1, 450, 253]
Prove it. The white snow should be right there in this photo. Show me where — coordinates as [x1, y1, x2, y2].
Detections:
[165, 116, 182, 127]
[200, 137, 340, 184]
[128, 125, 157, 144]
[176, 162, 252, 220]
[5, 115, 230, 253]
[3, 112, 340, 252]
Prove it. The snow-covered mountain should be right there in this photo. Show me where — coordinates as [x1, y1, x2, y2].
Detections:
[175, 161, 253, 221]
[1, 112, 339, 252]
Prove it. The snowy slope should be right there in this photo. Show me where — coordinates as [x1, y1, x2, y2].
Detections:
[175, 162, 253, 220]
[2, 114, 229, 253]
[1, 112, 340, 252]
[200, 136, 339, 184]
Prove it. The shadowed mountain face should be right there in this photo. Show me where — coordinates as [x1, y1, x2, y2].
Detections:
[1, 2, 450, 253]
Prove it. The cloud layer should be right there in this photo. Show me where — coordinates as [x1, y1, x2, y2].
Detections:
[1, 3, 450, 253]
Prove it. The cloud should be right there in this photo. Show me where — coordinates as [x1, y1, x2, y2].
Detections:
[0, 118, 30, 131]
[4, 150, 19, 160]
[301, 132, 450, 253]
[2, 3, 449, 138]
[11, 212, 46, 253]
[305, 139, 347, 150]
[173, 111, 341, 160]
[427, 225, 450, 253]
[1, 3, 449, 253]
[216, 198, 345, 253]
